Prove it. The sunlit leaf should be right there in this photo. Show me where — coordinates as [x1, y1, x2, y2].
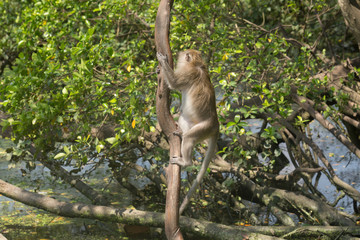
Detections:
[239, 128, 245, 135]
[64, 146, 70, 154]
[54, 153, 66, 159]
[96, 144, 104, 153]
[62, 87, 68, 95]
[222, 53, 228, 61]
[106, 137, 117, 144]
[132, 119, 136, 128]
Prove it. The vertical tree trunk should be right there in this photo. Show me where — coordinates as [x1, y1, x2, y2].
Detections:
[154, 1, 184, 239]
[338, 0, 360, 50]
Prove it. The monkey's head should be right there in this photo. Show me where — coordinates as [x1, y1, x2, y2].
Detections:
[177, 49, 205, 69]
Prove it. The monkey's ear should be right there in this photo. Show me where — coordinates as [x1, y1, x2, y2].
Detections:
[185, 53, 191, 62]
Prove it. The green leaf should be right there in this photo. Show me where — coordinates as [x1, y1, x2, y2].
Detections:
[62, 87, 68, 95]
[274, 149, 281, 157]
[105, 137, 117, 144]
[109, 98, 117, 104]
[226, 122, 236, 128]
[64, 146, 70, 154]
[87, 27, 95, 37]
[239, 128, 245, 135]
[107, 47, 114, 57]
[255, 41, 263, 48]
[54, 153, 66, 159]
[96, 144, 104, 153]
[219, 79, 227, 86]
[82, 156, 88, 163]
[18, 40, 26, 47]
[57, 116, 64, 123]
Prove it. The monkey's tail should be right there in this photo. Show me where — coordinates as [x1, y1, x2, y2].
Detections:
[179, 137, 217, 215]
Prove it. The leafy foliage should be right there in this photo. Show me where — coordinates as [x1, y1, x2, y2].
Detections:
[1, 0, 360, 228]
[1, 0, 158, 155]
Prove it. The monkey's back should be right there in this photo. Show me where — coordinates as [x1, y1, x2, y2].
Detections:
[180, 67, 217, 126]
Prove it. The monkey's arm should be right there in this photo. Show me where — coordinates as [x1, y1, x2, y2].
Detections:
[156, 52, 178, 89]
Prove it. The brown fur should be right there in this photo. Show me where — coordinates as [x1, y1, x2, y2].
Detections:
[175, 50, 217, 122]
[157, 50, 219, 214]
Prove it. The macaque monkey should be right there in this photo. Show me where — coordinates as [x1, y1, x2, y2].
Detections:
[157, 50, 219, 214]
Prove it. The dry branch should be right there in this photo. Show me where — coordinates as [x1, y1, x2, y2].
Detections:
[211, 162, 355, 226]
[0, 178, 281, 240]
[270, 113, 360, 203]
[42, 160, 110, 206]
[291, 93, 360, 159]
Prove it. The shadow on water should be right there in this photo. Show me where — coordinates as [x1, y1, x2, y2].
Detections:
[1, 210, 161, 240]
[2, 220, 125, 240]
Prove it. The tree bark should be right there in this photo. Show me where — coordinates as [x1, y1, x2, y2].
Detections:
[245, 225, 360, 239]
[211, 162, 356, 226]
[154, 1, 183, 240]
[338, 0, 360, 50]
[1, 178, 359, 239]
[0, 178, 280, 240]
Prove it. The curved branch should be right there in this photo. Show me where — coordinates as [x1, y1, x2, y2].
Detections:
[154, 1, 183, 239]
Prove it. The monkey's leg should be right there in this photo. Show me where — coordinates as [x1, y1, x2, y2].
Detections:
[170, 135, 195, 167]
[173, 114, 189, 140]
[173, 120, 215, 167]
[170, 115, 192, 166]
[170, 130, 187, 165]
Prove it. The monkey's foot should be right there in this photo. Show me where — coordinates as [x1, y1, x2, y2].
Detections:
[170, 156, 192, 167]
[173, 130, 183, 140]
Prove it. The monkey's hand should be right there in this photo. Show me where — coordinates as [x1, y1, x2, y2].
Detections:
[170, 156, 192, 167]
[156, 52, 168, 66]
